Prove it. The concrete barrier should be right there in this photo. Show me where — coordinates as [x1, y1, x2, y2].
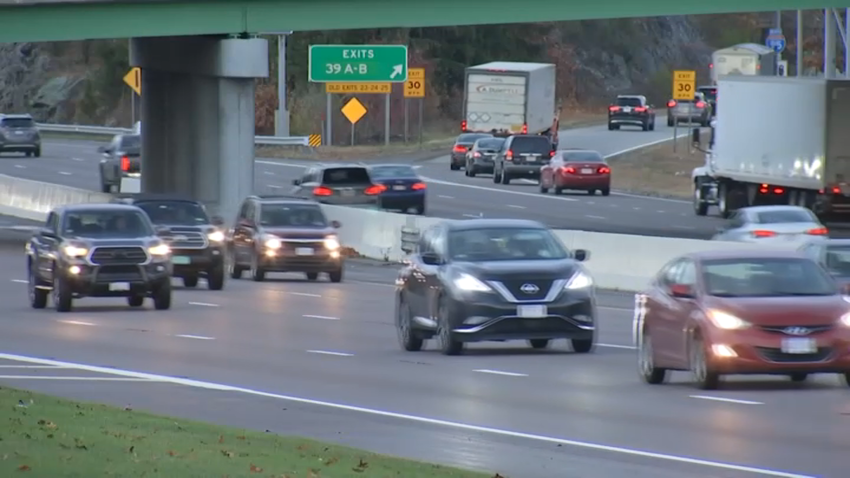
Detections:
[0, 174, 111, 221]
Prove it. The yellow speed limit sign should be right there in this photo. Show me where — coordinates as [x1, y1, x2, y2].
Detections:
[405, 68, 425, 98]
[672, 70, 695, 100]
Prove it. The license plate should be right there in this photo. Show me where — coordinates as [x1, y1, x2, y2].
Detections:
[783, 234, 799, 241]
[109, 282, 130, 291]
[172, 255, 190, 265]
[623, 107, 632, 113]
[392, 185, 406, 191]
[517, 305, 547, 318]
[581, 168, 593, 174]
[14, 131, 23, 135]
[295, 247, 314, 256]
[781, 338, 816, 354]
[341, 190, 355, 197]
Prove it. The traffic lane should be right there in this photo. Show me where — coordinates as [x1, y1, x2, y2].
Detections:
[0, 138, 101, 190]
[557, 122, 676, 158]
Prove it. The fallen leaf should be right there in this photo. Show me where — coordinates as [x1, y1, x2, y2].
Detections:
[17, 465, 30, 471]
[167, 450, 177, 457]
[493, 474, 504, 478]
[297, 444, 308, 451]
[236, 435, 246, 440]
[324, 457, 338, 466]
[128, 446, 134, 453]
[308, 470, 320, 478]
[218, 435, 224, 444]
[220, 450, 234, 458]
[249, 464, 263, 473]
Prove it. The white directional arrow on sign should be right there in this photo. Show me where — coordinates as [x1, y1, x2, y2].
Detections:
[390, 64, 403, 79]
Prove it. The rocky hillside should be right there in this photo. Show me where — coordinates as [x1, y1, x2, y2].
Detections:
[0, 12, 821, 144]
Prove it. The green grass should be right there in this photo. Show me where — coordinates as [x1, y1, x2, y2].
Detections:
[0, 387, 498, 478]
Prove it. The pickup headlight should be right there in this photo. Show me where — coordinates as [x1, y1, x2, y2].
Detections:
[453, 273, 491, 292]
[839, 312, 850, 327]
[324, 235, 340, 250]
[63, 245, 88, 258]
[707, 310, 751, 330]
[565, 270, 593, 289]
[264, 236, 282, 249]
[148, 243, 171, 257]
[207, 230, 225, 242]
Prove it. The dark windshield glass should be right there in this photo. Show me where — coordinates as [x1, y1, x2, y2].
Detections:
[369, 165, 417, 179]
[0, 118, 35, 128]
[457, 133, 491, 144]
[562, 151, 604, 162]
[259, 204, 327, 228]
[448, 227, 568, 262]
[62, 210, 152, 238]
[756, 209, 816, 224]
[120, 135, 141, 152]
[510, 136, 551, 154]
[824, 246, 850, 277]
[321, 167, 371, 185]
[136, 201, 209, 225]
[699, 88, 717, 100]
[476, 138, 504, 150]
[703, 258, 837, 297]
[615, 97, 642, 107]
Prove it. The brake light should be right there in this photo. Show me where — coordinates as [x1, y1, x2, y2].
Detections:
[634, 107, 647, 112]
[461, 120, 467, 132]
[411, 182, 427, 190]
[667, 100, 676, 108]
[834, 187, 842, 193]
[696, 101, 706, 108]
[505, 150, 513, 161]
[806, 227, 829, 235]
[549, 150, 555, 158]
[364, 184, 386, 195]
[521, 124, 528, 134]
[751, 230, 776, 238]
[597, 166, 611, 174]
[473, 151, 481, 158]
[773, 187, 784, 194]
[313, 186, 333, 196]
[120, 156, 130, 171]
[453, 145, 467, 153]
[608, 106, 620, 112]
[758, 184, 785, 194]
[562, 166, 576, 174]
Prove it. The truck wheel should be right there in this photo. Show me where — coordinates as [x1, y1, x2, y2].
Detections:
[182, 275, 199, 288]
[207, 264, 225, 290]
[500, 173, 510, 185]
[328, 268, 343, 283]
[693, 183, 708, 216]
[667, 117, 674, 127]
[127, 295, 144, 307]
[153, 281, 172, 310]
[28, 265, 48, 309]
[53, 272, 73, 313]
[492, 169, 502, 183]
[34, 147, 41, 158]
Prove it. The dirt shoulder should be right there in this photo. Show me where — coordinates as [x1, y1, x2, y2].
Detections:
[608, 131, 707, 199]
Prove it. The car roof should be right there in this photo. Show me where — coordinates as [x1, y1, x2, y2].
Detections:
[697, 85, 717, 89]
[446, 218, 548, 231]
[369, 163, 416, 169]
[58, 203, 143, 213]
[112, 193, 199, 203]
[737, 205, 814, 215]
[617, 95, 646, 100]
[685, 249, 809, 261]
[248, 195, 320, 205]
[558, 148, 601, 155]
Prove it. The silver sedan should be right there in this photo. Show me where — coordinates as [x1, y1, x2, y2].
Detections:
[711, 205, 829, 245]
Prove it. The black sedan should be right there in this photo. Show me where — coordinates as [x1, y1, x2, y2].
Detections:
[394, 218, 595, 355]
[368, 163, 427, 215]
[451, 133, 492, 171]
[464, 137, 506, 177]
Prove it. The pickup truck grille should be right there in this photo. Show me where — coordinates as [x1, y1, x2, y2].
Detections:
[90, 246, 147, 265]
[163, 229, 207, 249]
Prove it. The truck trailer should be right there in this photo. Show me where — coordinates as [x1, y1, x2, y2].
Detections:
[692, 76, 850, 219]
[710, 43, 776, 84]
[462, 62, 558, 146]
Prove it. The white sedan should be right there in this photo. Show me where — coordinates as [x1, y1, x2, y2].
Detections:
[711, 205, 829, 244]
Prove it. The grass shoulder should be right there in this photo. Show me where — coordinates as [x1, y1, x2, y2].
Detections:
[1, 387, 498, 477]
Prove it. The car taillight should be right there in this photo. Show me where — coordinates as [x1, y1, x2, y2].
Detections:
[313, 186, 333, 196]
[549, 150, 555, 157]
[634, 107, 647, 112]
[120, 156, 130, 171]
[807, 227, 829, 235]
[751, 230, 777, 238]
[411, 182, 427, 190]
[453, 145, 467, 153]
[521, 124, 528, 134]
[667, 100, 676, 108]
[835, 187, 842, 193]
[562, 166, 576, 174]
[505, 150, 513, 161]
[473, 151, 481, 158]
[597, 166, 611, 174]
[696, 101, 706, 108]
[608, 106, 620, 112]
[364, 184, 386, 195]
[461, 120, 467, 132]
[758, 184, 785, 194]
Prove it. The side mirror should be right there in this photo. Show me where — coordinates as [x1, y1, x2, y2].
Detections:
[210, 216, 224, 226]
[330, 220, 341, 229]
[420, 251, 442, 266]
[669, 283, 694, 298]
[292, 179, 301, 186]
[38, 227, 57, 239]
[573, 249, 589, 262]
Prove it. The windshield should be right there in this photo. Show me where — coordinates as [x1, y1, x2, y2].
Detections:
[136, 201, 209, 225]
[615, 97, 642, 107]
[510, 136, 551, 154]
[0, 118, 35, 128]
[259, 204, 328, 228]
[120, 135, 141, 151]
[703, 258, 837, 297]
[562, 151, 604, 162]
[457, 133, 490, 144]
[699, 88, 717, 100]
[448, 227, 568, 262]
[476, 138, 504, 150]
[824, 246, 850, 277]
[755, 209, 816, 224]
[62, 210, 153, 238]
[369, 165, 418, 179]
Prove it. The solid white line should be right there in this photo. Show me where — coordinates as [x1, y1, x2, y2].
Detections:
[462, 213, 481, 219]
[0, 365, 68, 369]
[291, 292, 322, 298]
[421, 176, 579, 202]
[71, 157, 85, 161]
[303, 314, 340, 321]
[188, 301, 219, 307]
[597, 343, 636, 350]
[57, 320, 96, 326]
[0, 353, 813, 478]
[267, 184, 282, 189]
[437, 195, 454, 199]
[306, 350, 353, 357]
[58, 171, 72, 175]
[0, 375, 158, 382]
[10, 279, 27, 284]
[690, 395, 764, 405]
[473, 369, 528, 377]
[585, 215, 606, 220]
[174, 334, 215, 340]
[14, 164, 25, 169]
[507, 205, 526, 209]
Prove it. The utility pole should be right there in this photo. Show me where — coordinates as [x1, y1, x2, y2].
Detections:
[275, 31, 293, 137]
[796, 10, 803, 76]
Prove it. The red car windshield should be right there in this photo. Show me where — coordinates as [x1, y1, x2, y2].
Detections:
[702, 258, 838, 297]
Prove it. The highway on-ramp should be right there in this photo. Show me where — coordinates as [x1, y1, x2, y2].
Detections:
[0, 246, 846, 477]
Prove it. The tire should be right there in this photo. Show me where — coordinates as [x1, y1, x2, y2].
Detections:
[28, 265, 48, 309]
[641, 122, 648, 131]
[789, 373, 808, 383]
[250, 253, 266, 282]
[305, 272, 319, 281]
[182, 275, 199, 288]
[152, 281, 171, 310]
[207, 264, 225, 290]
[328, 268, 343, 283]
[467, 166, 477, 178]
[539, 181, 549, 194]
[529, 339, 549, 349]
[492, 169, 502, 183]
[607, 123, 614, 131]
[841, 373, 850, 387]
[127, 295, 144, 307]
[690, 335, 720, 390]
[52, 270, 72, 313]
[450, 162, 460, 171]
[437, 297, 463, 355]
[649, 120, 656, 131]
[34, 148, 41, 158]
[413, 202, 425, 215]
[637, 331, 668, 384]
[667, 117, 674, 127]
[693, 183, 708, 216]
[396, 298, 424, 352]
[553, 186, 564, 195]
[500, 173, 510, 185]
[587, 189, 595, 196]
[228, 250, 244, 279]
[601, 188, 610, 196]
[571, 336, 594, 353]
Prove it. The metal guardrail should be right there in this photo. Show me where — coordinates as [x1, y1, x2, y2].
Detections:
[35, 123, 313, 147]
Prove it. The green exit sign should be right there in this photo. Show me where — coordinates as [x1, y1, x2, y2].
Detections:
[309, 45, 408, 83]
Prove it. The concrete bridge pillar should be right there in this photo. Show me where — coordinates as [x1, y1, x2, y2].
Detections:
[130, 36, 268, 221]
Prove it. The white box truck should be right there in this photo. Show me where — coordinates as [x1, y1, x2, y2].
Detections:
[710, 44, 776, 84]
[692, 76, 850, 219]
[462, 62, 558, 146]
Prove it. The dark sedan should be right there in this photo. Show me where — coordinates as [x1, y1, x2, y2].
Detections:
[464, 137, 505, 177]
[450, 133, 492, 171]
[395, 219, 595, 355]
[369, 163, 427, 215]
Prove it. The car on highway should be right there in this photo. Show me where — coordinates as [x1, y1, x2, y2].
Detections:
[0, 114, 41, 157]
[711, 205, 828, 244]
[450, 133, 492, 171]
[538, 149, 610, 196]
[111, 194, 227, 290]
[492, 134, 555, 185]
[607, 95, 656, 131]
[666, 91, 712, 127]
[799, 239, 850, 288]
[464, 137, 505, 177]
[394, 218, 595, 355]
[697, 85, 718, 117]
[634, 249, 850, 389]
[227, 195, 343, 282]
[290, 164, 384, 208]
[98, 133, 141, 193]
[25, 203, 173, 312]
[368, 163, 427, 215]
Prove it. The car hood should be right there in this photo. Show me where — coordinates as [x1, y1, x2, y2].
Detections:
[703, 295, 849, 326]
[455, 259, 579, 281]
[262, 227, 335, 239]
[64, 236, 158, 247]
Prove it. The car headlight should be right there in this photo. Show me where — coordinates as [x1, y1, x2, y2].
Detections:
[839, 312, 850, 327]
[148, 243, 170, 256]
[565, 270, 593, 289]
[264, 237, 282, 249]
[63, 245, 88, 258]
[324, 235, 340, 250]
[453, 273, 491, 292]
[207, 230, 225, 242]
[706, 309, 751, 330]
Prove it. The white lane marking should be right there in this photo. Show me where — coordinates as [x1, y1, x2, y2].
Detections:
[0, 365, 68, 369]
[256, 160, 306, 168]
[58, 171, 72, 175]
[14, 164, 25, 169]
[690, 395, 764, 405]
[473, 369, 528, 377]
[517, 179, 537, 185]
[603, 132, 687, 159]
[0, 375, 160, 382]
[507, 204, 526, 209]
[303, 314, 340, 321]
[462, 213, 482, 219]
[421, 176, 579, 202]
[597, 305, 632, 311]
[291, 292, 321, 298]
[263, 171, 275, 175]
[188, 301, 219, 307]
[585, 215, 606, 220]
[437, 195, 454, 199]
[267, 184, 282, 189]
[611, 191, 690, 204]
[656, 210, 665, 213]
[174, 334, 216, 340]
[71, 157, 85, 162]
[10, 279, 27, 284]
[672, 225, 696, 230]
[57, 320, 96, 326]
[598, 343, 636, 350]
[0, 352, 816, 478]
[306, 350, 354, 357]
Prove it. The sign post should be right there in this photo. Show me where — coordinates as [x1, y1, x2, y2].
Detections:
[404, 68, 425, 144]
[672, 70, 695, 153]
[341, 98, 367, 146]
[765, 28, 786, 76]
[123, 67, 141, 125]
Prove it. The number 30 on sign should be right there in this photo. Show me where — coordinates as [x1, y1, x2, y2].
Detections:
[672, 70, 695, 101]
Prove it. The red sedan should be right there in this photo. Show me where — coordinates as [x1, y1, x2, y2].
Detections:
[539, 149, 610, 196]
[634, 250, 850, 389]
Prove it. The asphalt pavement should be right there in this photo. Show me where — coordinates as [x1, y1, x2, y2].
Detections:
[0, 247, 847, 477]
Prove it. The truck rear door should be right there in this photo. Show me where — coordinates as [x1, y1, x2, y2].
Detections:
[465, 73, 526, 134]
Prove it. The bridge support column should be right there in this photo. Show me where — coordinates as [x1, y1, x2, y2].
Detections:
[130, 36, 268, 220]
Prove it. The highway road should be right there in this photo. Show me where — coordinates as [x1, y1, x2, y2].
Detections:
[0, 126, 731, 239]
[0, 245, 847, 477]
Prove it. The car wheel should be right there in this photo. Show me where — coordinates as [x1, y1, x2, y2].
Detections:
[587, 189, 596, 196]
[228, 250, 244, 279]
[789, 373, 808, 383]
[539, 180, 549, 194]
[571, 336, 594, 353]
[328, 268, 343, 283]
[207, 264, 225, 290]
[28, 264, 48, 309]
[53, 270, 73, 313]
[396, 298, 424, 352]
[127, 295, 144, 307]
[413, 202, 425, 215]
[528, 339, 549, 349]
[492, 168, 502, 183]
[607, 123, 614, 131]
[250, 253, 266, 282]
[450, 162, 460, 171]
[34, 148, 41, 158]
[553, 186, 563, 195]
[305, 272, 319, 281]
[690, 335, 720, 389]
[637, 331, 668, 384]
[152, 281, 172, 310]
[500, 173, 510, 185]
[468, 166, 477, 178]
[841, 372, 850, 387]
[182, 275, 199, 288]
[641, 122, 648, 131]
[437, 297, 463, 355]
[601, 188, 610, 196]
[667, 117, 674, 127]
